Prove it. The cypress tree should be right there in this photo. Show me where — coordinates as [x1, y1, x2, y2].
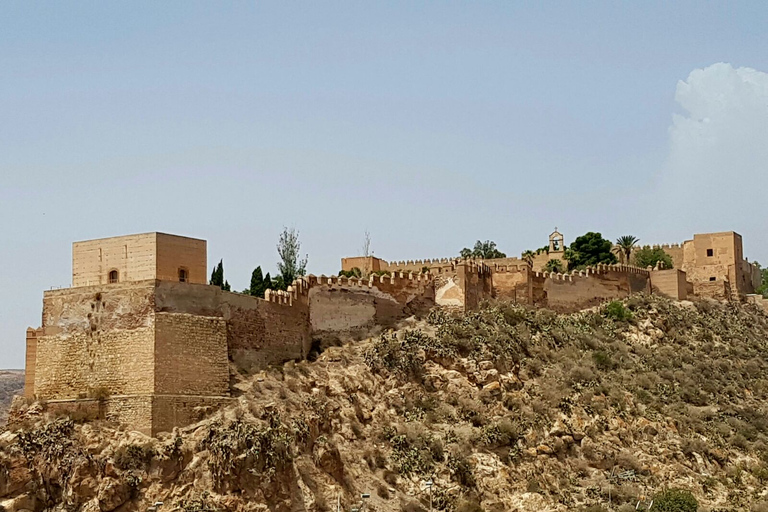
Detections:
[223, 280, 231, 292]
[209, 260, 227, 290]
[250, 267, 264, 298]
[263, 272, 271, 294]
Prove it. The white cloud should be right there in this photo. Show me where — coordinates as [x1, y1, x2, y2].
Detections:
[658, 63, 768, 254]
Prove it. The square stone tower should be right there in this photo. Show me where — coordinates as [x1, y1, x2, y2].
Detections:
[72, 232, 207, 287]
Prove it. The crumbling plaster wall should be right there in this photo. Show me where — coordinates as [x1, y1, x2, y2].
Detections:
[309, 274, 435, 340]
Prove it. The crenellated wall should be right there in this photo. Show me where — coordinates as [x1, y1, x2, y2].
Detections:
[306, 272, 435, 341]
[432, 261, 493, 311]
[28, 230, 761, 435]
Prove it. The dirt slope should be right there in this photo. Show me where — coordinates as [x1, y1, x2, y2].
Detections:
[2, 296, 768, 512]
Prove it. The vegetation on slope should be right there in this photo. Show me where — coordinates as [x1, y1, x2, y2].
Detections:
[3, 296, 768, 512]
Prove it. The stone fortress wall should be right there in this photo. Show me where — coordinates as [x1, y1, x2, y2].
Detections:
[24, 229, 763, 435]
[25, 233, 439, 435]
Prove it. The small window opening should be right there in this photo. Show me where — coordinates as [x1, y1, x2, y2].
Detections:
[179, 268, 188, 283]
[709, 276, 716, 282]
[707, 249, 714, 257]
[108, 270, 119, 284]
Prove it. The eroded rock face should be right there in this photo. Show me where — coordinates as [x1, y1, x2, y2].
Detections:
[2, 297, 768, 511]
[97, 478, 130, 512]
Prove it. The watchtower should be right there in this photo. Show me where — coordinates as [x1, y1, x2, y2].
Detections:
[72, 232, 207, 287]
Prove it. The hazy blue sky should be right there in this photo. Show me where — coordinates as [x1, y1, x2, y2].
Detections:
[2, 2, 767, 368]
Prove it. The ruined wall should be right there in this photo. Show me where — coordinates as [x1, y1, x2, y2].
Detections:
[489, 265, 530, 303]
[693, 280, 731, 301]
[34, 282, 157, 400]
[650, 269, 688, 300]
[458, 262, 493, 311]
[309, 273, 434, 340]
[747, 295, 768, 314]
[533, 265, 651, 312]
[73, 233, 207, 287]
[155, 233, 207, 284]
[24, 328, 38, 399]
[433, 262, 492, 311]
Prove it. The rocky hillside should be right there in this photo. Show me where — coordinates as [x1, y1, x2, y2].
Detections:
[2, 296, 768, 512]
[0, 370, 24, 423]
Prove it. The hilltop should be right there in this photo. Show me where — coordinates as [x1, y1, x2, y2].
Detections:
[3, 295, 768, 512]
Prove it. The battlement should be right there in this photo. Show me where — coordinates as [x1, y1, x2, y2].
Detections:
[28, 229, 759, 435]
[536, 263, 650, 280]
[307, 270, 433, 288]
[380, 258, 454, 269]
[492, 263, 530, 273]
[638, 243, 683, 250]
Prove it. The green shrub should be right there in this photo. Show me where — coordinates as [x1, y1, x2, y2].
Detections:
[448, 454, 476, 488]
[592, 350, 615, 371]
[114, 443, 156, 470]
[338, 267, 362, 278]
[544, 259, 565, 273]
[634, 247, 674, 269]
[364, 330, 427, 381]
[604, 301, 632, 322]
[652, 488, 697, 512]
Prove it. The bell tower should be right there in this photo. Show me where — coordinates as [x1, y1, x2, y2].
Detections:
[549, 228, 564, 254]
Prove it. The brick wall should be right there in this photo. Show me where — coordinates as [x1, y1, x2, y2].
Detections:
[35, 328, 156, 400]
[154, 281, 311, 374]
[34, 281, 157, 399]
[154, 313, 229, 396]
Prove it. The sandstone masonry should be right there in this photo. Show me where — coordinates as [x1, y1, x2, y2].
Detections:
[24, 229, 762, 435]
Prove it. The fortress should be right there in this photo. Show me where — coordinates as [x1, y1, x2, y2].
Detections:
[22, 230, 764, 435]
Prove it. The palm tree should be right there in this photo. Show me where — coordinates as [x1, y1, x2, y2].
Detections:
[615, 235, 639, 264]
[521, 250, 535, 267]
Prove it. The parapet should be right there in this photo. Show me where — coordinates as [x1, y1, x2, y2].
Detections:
[639, 243, 683, 250]
[534, 263, 650, 282]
